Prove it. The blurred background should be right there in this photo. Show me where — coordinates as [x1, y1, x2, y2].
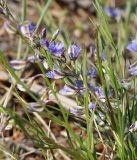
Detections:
[0, 0, 131, 58]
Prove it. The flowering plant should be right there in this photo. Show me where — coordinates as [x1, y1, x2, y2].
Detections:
[0, 0, 137, 159]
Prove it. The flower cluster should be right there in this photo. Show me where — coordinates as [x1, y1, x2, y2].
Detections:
[13, 21, 109, 115]
[8, 19, 137, 116]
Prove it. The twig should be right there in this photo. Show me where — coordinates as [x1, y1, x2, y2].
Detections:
[109, 142, 116, 160]
[0, 85, 13, 135]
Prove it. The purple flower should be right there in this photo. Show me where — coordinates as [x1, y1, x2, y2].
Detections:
[108, 88, 113, 96]
[87, 83, 92, 89]
[59, 80, 92, 96]
[55, 41, 64, 53]
[128, 66, 137, 76]
[102, 51, 107, 61]
[70, 108, 79, 115]
[94, 86, 105, 102]
[40, 38, 49, 50]
[104, 7, 117, 17]
[48, 43, 56, 52]
[75, 80, 83, 88]
[91, 48, 107, 61]
[18, 21, 35, 38]
[87, 67, 97, 78]
[48, 41, 64, 57]
[46, 71, 54, 79]
[70, 106, 83, 115]
[104, 7, 124, 19]
[28, 24, 36, 33]
[40, 38, 47, 46]
[126, 40, 137, 53]
[59, 85, 76, 95]
[75, 80, 92, 90]
[68, 44, 81, 61]
[88, 102, 96, 110]
[75, 80, 92, 95]
[121, 81, 131, 89]
[46, 69, 65, 79]
[75, 80, 85, 95]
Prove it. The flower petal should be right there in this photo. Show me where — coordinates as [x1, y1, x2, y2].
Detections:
[48, 41, 64, 57]
[46, 69, 65, 79]
[88, 102, 96, 110]
[94, 86, 105, 100]
[104, 7, 117, 17]
[59, 85, 76, 95]
[127, 40, 137, 52]
[68, 44, 81, 60]
[48, 43, 56, 53]
[19, 21, 35, 38]
[129, 66, 137, 76]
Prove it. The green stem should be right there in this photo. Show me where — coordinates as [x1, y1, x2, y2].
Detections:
[35, 0, 52, 33]
[17, 0, 27, 59]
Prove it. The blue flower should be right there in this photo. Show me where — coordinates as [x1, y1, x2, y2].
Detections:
[88, 102, 96, 110]
[126, 40, 137, 53]
[18, 21, 35, 38]
[104, 7, 124, 19]
[70, 106, 83, 115]
[48, 41, 64, 57]
[87, 67, 97, 79]
[46, 71, 54, 79]
[104, 7, 117, 18]
[46, 69, 65, 79]
[75, 80, 83, 88]
[75, 80, 92, 89]
[75, 80, 92, 95]
[55, 41, 64, 53]
[59, 79, 92, 96]
[68, 44, 81, 61]
[129, 66, 137, 76]
[28, 24, 36, 33]
[102, 51, 107, 61]
[75, 80, 85, 95]
[59, 81, 87, 96]
[87, 83, 92, 89]
[40, 38, 48, 50]
[121, 81, 131, 89]
[70, 108, 79, 115]
[59, 84, 76, 95]
[94, 86, 105, 101]
[48, 43, 56, 52]
[40, 38, 47, 46]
